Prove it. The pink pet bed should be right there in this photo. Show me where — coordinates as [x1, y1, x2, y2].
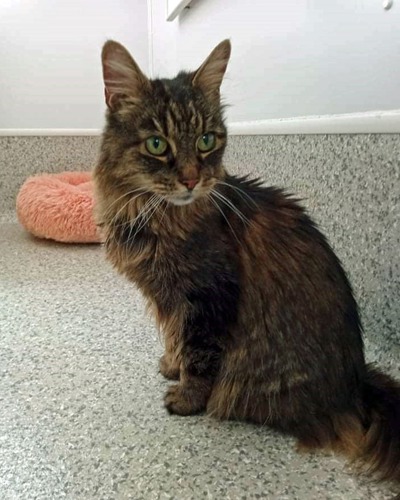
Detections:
[17, 171, 102, 243]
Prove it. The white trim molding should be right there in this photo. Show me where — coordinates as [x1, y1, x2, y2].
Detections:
[1, 110, 400, 137]
[147, 0, 154, 77]
[0, 129, 102, 136]
[228, 110, 400, 135]
[166, 0, 191, 21]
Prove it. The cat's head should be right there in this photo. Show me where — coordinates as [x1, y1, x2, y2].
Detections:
[100, 39, 231, 206]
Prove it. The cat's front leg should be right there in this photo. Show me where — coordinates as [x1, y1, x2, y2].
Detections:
[164, 335, 221, 416]
[159, 324, 181, 380]
[159, 354, 180, 380]
[162, 267, 235, 416]
[164, 376, 213, 416]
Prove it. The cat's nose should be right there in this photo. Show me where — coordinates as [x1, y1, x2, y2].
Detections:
[180, 178, 199, 191]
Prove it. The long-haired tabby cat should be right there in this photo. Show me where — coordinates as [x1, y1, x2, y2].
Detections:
[94, 39, 400, 484]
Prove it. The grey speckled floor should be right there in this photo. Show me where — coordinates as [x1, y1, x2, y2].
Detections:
[1, 134, 399, 499]
[1, 222, 399, 500]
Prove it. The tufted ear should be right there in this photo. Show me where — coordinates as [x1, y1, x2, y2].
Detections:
[192, 39, 231, 101]
[101, 40, 150, 109]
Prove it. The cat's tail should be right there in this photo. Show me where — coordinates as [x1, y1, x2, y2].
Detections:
[335, 364, 400, 483]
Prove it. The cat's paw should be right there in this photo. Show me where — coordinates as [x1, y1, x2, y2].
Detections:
[164, 384, 206, 416]
[159, 355, 180, 380]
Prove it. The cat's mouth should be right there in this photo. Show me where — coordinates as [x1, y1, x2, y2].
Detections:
[160, 180, 214, 206]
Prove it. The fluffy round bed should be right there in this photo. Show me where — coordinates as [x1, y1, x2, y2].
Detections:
[16, 171, 102, 243]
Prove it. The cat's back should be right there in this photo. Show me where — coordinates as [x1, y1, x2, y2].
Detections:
[223, 174, 363, 366]
[222, 174, 318, 241]
[223, 174, 355, 305]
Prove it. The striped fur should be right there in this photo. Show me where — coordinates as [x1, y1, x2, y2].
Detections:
[94, 40, 400, 486]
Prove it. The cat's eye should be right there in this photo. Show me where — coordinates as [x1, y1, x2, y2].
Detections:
[145, 136, 168, 156]
[197, 132, 216, 153]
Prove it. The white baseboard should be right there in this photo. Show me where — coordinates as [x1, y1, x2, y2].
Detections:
[1, 110, 399, 136]
[228, 110, 400, 135]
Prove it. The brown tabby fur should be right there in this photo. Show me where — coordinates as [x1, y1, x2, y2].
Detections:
[94, 39, 400, 485]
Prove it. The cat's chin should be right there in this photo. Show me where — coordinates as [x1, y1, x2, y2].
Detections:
[167, 194, 196, 206]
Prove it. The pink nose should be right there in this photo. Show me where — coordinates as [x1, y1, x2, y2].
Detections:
[181, 178, 199, 190]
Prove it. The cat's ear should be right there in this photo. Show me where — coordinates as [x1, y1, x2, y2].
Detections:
[101, 40, 150, 109]
[192, 39, 231, 100]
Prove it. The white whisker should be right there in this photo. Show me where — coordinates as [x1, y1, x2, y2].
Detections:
[125, 194, 162, 247]
[136, 196, 163, 233]
[111, 198, 141, 229]
[127, 197, 163, 249]
[105, 197, 136, 249]
[107, 189, 152, 233]
[158, 200, 169, 226]
[208, 193, 243, 247]
[131, 194, 158, 230]
[104, 187, 150, 219]
[211, 189, 250, 226]
[117, 194, 156, 253]
[216, 181, 259, 208]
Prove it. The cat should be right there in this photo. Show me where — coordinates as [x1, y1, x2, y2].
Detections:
[94, 39, 400, 484]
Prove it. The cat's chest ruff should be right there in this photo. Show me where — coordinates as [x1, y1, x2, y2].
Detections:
[108, 207, 220, 293]
[110, 221, 184, 275]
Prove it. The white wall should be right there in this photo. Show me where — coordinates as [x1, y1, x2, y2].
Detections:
[2, 0, 399, 132]
[0, 0, 149, 130]
[150, 0, 400, 123]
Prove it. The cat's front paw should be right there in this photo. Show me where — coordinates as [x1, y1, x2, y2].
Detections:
[159, 355, 180, 380]
[164, 384, 207, 416]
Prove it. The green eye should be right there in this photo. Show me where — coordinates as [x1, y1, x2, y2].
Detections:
[145, 136, 168, 156]
[197, 132, 216, 152]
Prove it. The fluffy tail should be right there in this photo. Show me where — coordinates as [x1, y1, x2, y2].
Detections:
[335, 364, 400, 483]
[360, 365, 400, 482]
